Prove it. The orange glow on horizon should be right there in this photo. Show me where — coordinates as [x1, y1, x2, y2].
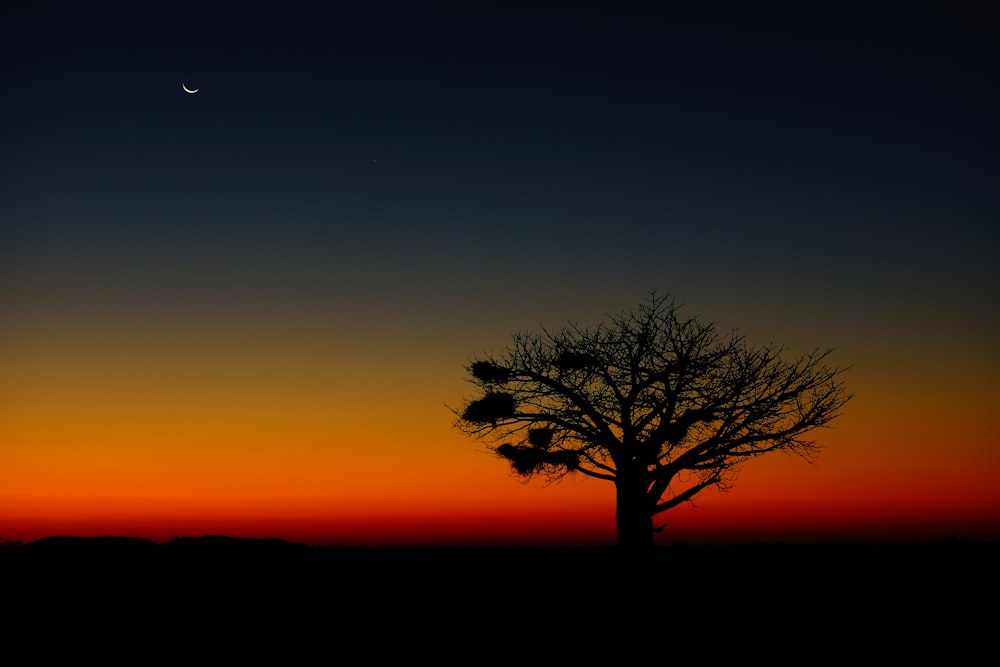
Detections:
[2, 307, 998, 548]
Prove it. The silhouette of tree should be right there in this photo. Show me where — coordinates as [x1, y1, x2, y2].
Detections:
[453, 292, 851, 551]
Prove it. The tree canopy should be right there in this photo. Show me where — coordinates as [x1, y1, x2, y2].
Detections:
[453, 293, 851, 550]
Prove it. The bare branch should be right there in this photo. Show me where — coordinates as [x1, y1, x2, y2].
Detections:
[453, 291, 851, 549]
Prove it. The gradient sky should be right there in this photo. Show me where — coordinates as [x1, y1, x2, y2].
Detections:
[2, 2, 998, 546]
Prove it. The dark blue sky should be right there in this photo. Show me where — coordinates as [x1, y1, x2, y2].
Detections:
[3, 1, 998, 338]
[6, 3, 995, 229]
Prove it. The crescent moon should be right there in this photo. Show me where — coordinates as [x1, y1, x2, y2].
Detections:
[182, 83, 199, 94]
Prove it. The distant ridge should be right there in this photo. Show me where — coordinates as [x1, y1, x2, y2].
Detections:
[6, 534, 998, 565]
[7, 534, 1000, 556]
[24, 535, 161, 552]
[19, 534, 318, 555]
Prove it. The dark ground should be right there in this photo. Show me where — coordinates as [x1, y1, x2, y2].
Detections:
[4, 536, 995, 659]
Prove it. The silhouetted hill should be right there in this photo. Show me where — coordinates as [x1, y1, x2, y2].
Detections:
[6, 533, 999, 562]
[5, 534, 998, 579]
[12, 534, 322, 561]
[23, 535, 161, 553]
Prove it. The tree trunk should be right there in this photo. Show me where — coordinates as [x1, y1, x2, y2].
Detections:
[615, 474, 655, 551]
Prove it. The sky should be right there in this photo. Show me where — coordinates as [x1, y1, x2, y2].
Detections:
[2, 1, 998, 547]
